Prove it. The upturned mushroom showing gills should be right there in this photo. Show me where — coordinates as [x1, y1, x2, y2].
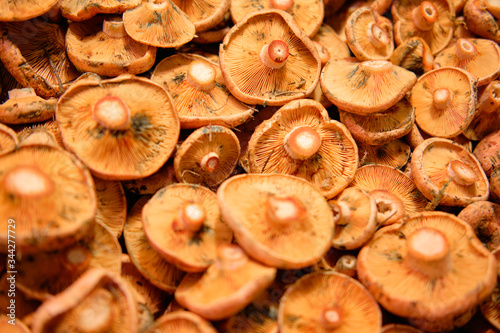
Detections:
[247, 99, 359, 199]
[217, 173, 334, 269]
[411, 138, 489, 206]
[56, 74, 180, 180]
[0, 0, 60, 21]
[142, 183, 232, 272]
[220, 10, 321, 106]
[357, 211, 497, 332]
[278, 272, 382, 333]
[0, 144, 96, 254]
[151, 53, 255, 128]
[172, 0, 230, 33]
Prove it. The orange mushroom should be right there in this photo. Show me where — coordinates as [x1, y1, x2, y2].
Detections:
[60, 0, 141, 21]
[16, 119, 64, 149]
[121, 160, 178, 195]
[0, 315, 30, 332]
[358, 139, 411, 170]
[390, 37, 434, 75]
[0, 123, 18, 154]
[463, 80, 500, 141]
[473, 129, 500, 176]
[458, 201, 500, 251]
[0, 0, 60, 21]
[94, 177, 127, 238]
[381, 324, 425, 333]
[312, 23, 351, 61]
[172, 0, 230, 33]
[0, 88, 56, 125]
[464, 0, 500, 44]
[145, 311, 218, 333]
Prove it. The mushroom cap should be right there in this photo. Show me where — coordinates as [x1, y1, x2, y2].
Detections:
[433, 38, 500, 87]
[122, 160, 178, 195]
[174, 125, 241, 188]
[123, 0, 196, 48]
[60, 0, 141, 21]
[411, 137, 489, 206]
[94, 177, 127, 238]
[31, 268, 139, 333]
[463, 0, 500, 43]
[458, 200, 500, 251]
[175, 244, 277, 321]
[247, 99, 359, 199]
[173, 0, 230, 33]
[0, 122, 18, 154]
[321, 58, 417, 114]
[124, 196, 185, 292]
[329, 187, 378, 250]
[473, 129, 500, 176]
[17, 120, 64, 149]
[146, 311, 218, 333]
[151, 53, 255, 128]
[0, 144, 96, 254]
[0, 18, 80, 98]
[66, 15, 156, 77]
[390, 37, 435, 75]
[278, 272, 382, 333]
[220, 10, 321, 106]
[463, 80, 500, 141]
[312, 23, 351, 61]
[350, 164, 428, 217]
[142, 183, 232, 272]
[480, 280, 500, 331]
[0, 88, 57, 124]
[0, 315, 30, 332]
[357, 211, 497, 327]
[0, 0, 60, 21]
[217, 173, 334, 269]
[339, 98, 415, 145]
[358, 139, 411, 170]
[410, 67, 477, 138]
[56, 74, 180, 180]
[345, 7, 394, 61]
[381, 324, 426, 333]
[392, 0, 455, 55]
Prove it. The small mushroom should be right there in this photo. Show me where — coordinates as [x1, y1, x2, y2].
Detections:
[16, 120, 64, 149]
[0, 88, 56, 125]
[175, 244, 277, 321]
[463, 80, 500, 141]
[390, 37, 434, 75]
[145, 311, 218, 333]
[0, 122, 18, 154]
[458, 200, 500, 251]
[217, 173, 334, 269]
[473, 129, 500, 176]
[0, 0, 60, 21]
[94, 177, 127, 238]
[60, 0, 141, 21]
[464, 0, 500, 44]
[312, 23, 351, 61]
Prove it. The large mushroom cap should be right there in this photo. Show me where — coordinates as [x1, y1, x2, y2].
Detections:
[0, 0, 60, 21]
[56, 74, 180, 180]
[357, 211, 497, 331]
[173, 0, 230, 33]
[220, 10, 321, 106]
[217, 173, 334, 269]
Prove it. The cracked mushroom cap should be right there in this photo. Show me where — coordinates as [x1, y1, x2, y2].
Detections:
[434, 38, 500, 87]
[124, 196, 185, 292]
[390, 37, 434, 75]
[357, 211, 497, 332]
[31, 268, 139, 333]
[0, 88, 56, 125]
[123, 0, 195, 48]
[0, 0, 60, 21]
[0, 144, 96, 254]
[410, 67, 477, 138]
[175, 244, 277, 321]
[174, 125, 241, 188]
[56, 74, 180, 180]
[463, 80, 500, 141]
[94, 177, 127, 238]
[0, 123, 18, 154]
[142, 183, 232, 272]
[278, 271, 382, 333]
[217, 173, 334, 269]
[321, 58, 417, 114]
[60, 0, 141, 21]
[230, 0, 324, 37]
[345, 6, 394, 61]
[220, 10, 321, 106]
[0, 18, 80, 98]
[247, 99, 359, 199]
[151, 53, 255, 128]
[411, 138, 489, 206]
[66, 15, 156, 77]
[172, 0, 230, 33]
[391, 0, 455, 55]
[473, 129, 500, 177]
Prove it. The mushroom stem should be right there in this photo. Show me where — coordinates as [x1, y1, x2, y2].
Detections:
[448, 160, 478, 186]
[284, 125, 322, 160]
[77, 289, 114, 333]
[216, 244, 249, 270]
[320, 307, 343, 329]
[313, 41, 330, 66]
[3, 165, 54, 198]
[186, 60, 216, 91]
[103, 17, 128, 38]
[260, 40, 289, 69]
[61, 246, 91, 272]
[433, 87, 453, 110]
[367, 23, 390, 48]
[330, 200, 352, 227]
[269, 0, 294, 11]
[266, 195, 307, 225]
[477, 81, 500, 114]
[179, 203, 206, 232]
[456, 38, 478, 61]
[369, 190, 405, 226]
[333, 255, 357, 278]
[412, 1, 439, 31]
[92, 96, 132, 131]
[7, 87, 36, 100]
[406, 227, 451, 278]
[200, 152, 220, 172]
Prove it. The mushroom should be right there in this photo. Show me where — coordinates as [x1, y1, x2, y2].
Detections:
[60, 0, 141, 21]
[247, 99, 359, 199]
[278, 271, 382, 333]
[0, 17, 80, 98]
[0, 61, 22, 102]
[390, 37, 434, 75]
[142, 183, 233, 272]
[358, 139, 411, 170]
[463, 80, 500, 141]
[411, 137, 489, 206]
[391, 0, 455, 55]
[151, 53, 255, 128]
[381, 324, 425, 333]
[0, 273, 40, 326]
[480, 279, 500, 331]
[410, 67, 477, 138]
[357, 211, 497, 332]
[66, 15, 156, 77]
[220, 10, 321, 106]
[345, 6, 394, 60]
[122, 0, 196, 48]
[473, 129, 500, 176]
[56, 74, 180, 180]
[328, 187, 378, 250]
[0, 0, 60, 21]
[94, 177, 127, 238]
[175, 244, 277, 321]
[17, 120, 64, 149]
[123, 196, 185, 292]
[174, 125, 241, 188]
[321, 58, 417, 114]
[0, 144, 96, 254]
[145, 311, 218, 333]
[31, 268, 139, 333]
[492, 167, 500, 204]
[312, 23, 351, 61]
[0, 88, 56, 125]
[457, 200, 500, 251]
[121, 160, 178, 195]
[217, 173, 334, 269]
[0, 123, 18, 154]
[464, 0, 500, 44]
[405, 122, 472, 151]
[433, 38, 500, 87]
[172, 0, 230, 33]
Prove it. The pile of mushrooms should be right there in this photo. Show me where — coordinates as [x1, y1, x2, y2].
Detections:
[2, 0, 500, 332]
